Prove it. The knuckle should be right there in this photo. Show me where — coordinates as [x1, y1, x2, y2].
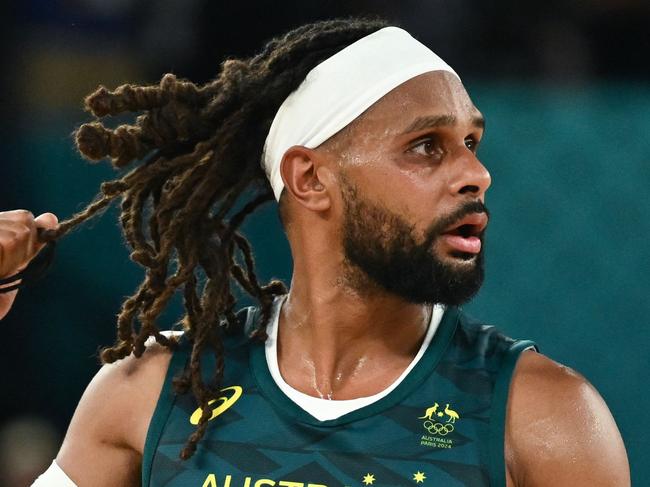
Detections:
[15, 209, 35, 223]
[1, 209, 35, 225]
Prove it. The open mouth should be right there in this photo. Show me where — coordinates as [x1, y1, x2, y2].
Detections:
[447, 223, 481, 238]
[440, 213, 488, 255]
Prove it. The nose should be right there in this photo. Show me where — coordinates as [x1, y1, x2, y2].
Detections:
[447, 148, 491, 199]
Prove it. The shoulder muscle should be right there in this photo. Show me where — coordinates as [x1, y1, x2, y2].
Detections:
[55, 341, 174, 487]
[505, 351, 630, 487]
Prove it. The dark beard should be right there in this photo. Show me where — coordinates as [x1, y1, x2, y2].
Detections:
[341, 179, 488, 306]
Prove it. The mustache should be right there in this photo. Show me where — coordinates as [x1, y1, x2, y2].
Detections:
[424, 200, 490, 246]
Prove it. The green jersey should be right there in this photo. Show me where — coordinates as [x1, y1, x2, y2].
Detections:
[142, 305, 535, 487]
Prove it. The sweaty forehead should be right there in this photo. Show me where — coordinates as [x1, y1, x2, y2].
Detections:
[336, 71, 478, 143]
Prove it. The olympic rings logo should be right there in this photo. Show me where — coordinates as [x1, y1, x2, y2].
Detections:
[423, 420, 455, 436]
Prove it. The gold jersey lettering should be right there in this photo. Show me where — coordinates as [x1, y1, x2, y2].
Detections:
[201, 474, 233, 487]
[200, 475, 327, 487]
[202, 474, 217, 487]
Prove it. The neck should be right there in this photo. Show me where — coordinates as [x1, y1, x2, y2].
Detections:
[276, 254, 432, 400]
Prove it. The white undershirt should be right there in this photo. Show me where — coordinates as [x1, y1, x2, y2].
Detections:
[31, 460, 77, 486]
[265, 295, 445, 421]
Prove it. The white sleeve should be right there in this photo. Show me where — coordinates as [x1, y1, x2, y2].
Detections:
[31, 460, 78, 487]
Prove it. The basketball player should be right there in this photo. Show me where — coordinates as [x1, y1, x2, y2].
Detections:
[0, 18, 629, 486]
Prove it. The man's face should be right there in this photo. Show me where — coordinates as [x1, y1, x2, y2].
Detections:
[340, 175, 488, 305]
[327, 71, 491, 305]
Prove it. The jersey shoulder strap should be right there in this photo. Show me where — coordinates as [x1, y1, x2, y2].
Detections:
[141, 305, 257, 486]
[459, 312, 539, 486]
[434, 309, 537, 486]
[488, 337, 537, 485]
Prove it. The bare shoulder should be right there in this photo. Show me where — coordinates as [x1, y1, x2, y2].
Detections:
[55, 338, 176, 487]
[505, 350, 630, 487]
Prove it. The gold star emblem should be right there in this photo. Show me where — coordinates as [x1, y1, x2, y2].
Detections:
[413, 471, 426, 483]
[362, 473, 375, 485]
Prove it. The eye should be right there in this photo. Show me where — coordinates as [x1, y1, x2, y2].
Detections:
[408, 136, 442, 158]
[465, 137, 480, 152]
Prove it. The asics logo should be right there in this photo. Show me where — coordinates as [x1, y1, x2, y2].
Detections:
[189, 385, 243, 425]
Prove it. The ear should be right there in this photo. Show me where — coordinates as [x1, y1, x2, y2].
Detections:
[279, 145, 333, 212]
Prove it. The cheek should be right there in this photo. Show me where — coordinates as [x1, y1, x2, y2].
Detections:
[382, 167, 449, 224]
[337, 145, 396, 197]
[338, 142, 450, 228]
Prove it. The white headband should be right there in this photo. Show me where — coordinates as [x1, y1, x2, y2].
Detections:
[261, 26, 460, 201]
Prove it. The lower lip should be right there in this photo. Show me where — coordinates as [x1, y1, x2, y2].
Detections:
[440, 234, 482, 254]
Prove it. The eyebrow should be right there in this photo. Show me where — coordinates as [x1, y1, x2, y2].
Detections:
[401, 113, 486, 134]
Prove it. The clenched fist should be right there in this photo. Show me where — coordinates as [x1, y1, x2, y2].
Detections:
[0, 210, 59, 320]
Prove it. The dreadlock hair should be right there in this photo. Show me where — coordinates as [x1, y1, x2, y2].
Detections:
[37, 17, 391, 460]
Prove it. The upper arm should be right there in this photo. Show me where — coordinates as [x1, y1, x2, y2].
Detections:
[55, 343, 173, 487]
[505, 351, 630, 487]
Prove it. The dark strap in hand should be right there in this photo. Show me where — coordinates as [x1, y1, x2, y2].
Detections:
[0, 239, 57, 293]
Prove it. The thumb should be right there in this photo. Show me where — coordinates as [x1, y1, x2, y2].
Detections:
[33, 213, 59, 252]
[34, 212, 59, 230]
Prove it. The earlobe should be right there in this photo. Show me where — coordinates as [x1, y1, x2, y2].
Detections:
[279, 146, 331, 212]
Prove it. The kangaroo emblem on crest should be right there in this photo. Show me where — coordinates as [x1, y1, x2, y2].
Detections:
[419, 402, 441, 420]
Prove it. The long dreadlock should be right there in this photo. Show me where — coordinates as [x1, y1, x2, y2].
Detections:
[38, 17, 390, 460]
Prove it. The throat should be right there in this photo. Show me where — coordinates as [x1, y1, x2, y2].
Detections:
[274, 321, 437, 401]
[276, 327, 428, 400]
[267, 293, 439, 401]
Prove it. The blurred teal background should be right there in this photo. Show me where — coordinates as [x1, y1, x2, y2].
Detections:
[1, 1, 649, 485]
